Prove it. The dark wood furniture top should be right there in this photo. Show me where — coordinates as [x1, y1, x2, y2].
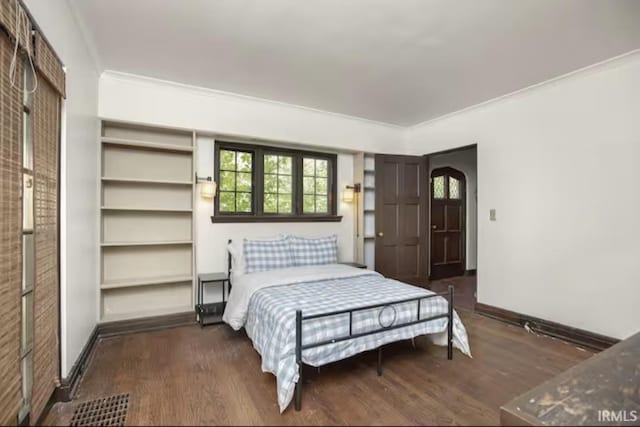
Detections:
[501, 331, 640, 426]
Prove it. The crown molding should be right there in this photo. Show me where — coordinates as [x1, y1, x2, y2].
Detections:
[408, 49, 640, 131]
[101, 70, 404, 131]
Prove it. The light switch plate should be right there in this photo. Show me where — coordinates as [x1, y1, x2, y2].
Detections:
[489, 209, 496, 221]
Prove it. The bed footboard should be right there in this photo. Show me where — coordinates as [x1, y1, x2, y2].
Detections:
[294, 285, 455, 411]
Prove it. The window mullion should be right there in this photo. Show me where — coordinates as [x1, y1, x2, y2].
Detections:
[294, 154, 302, 216]
[255, 149, 263, 216]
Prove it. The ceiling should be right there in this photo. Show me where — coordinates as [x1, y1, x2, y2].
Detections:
[70, 0, 640, 126]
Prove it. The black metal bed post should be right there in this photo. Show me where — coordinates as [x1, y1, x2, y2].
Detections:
[447, 285, 454, 360]
[295, 310, 303, 411]
[227, 239, 232, 292]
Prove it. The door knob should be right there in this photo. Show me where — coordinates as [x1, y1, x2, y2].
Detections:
[431, 225, 437, 230]
[377, 232, 384, 237]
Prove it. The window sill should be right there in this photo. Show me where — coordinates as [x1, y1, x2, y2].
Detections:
[210, 215, 343, 223]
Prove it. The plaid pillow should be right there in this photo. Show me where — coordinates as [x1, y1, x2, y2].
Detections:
[287, 235, 338, 266]
[243, 238, 293, 273]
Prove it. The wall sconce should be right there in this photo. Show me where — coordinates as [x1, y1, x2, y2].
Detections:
[342, 183, 360, 203]
[343, 184, 361, 237]
[196, 173, 217, 199]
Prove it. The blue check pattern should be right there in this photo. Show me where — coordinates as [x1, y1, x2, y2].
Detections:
[244, 272, 471, 412]
[243, 238, 293, 273]
[287, 235, 338, 266]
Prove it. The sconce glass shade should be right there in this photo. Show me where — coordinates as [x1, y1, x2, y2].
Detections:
[342, 187, 355, 203]
[200, 181, 217, 199]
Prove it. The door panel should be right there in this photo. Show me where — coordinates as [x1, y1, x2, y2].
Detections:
[375, 154, 428, 285]
[404, 163, 420, 198]
[447, 205, 461, 230]
[430, 167, 465, 279]
[381, 204, 398, 244]
[404, 204, 419, 238]
[447, 237, 461, 262]
[431, 233, 445, 264]
[432, 205, 445, 229]
[382, 162, 398, 203]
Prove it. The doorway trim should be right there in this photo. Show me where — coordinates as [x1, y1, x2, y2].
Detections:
[424, 143, 477, 281]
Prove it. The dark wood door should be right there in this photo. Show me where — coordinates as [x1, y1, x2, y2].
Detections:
[375, 154, 428, 285]
[430, 167, 465, 279]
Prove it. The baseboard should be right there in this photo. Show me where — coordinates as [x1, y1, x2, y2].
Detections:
[475, 303, 619, 351]
[48, 310, 196, 409]
[53, 325, 99, 402]
[98, 310, 196, 338]
[464, 269, 477, 276]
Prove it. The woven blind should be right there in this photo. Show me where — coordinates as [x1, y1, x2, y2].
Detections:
[0, 0, 33, 53]
[31, 76, 60, 421]
[34, 32, 64, 98]
[0, 0, 19, 40]
[30, 74, 60, 423]
[0, 31, 23, 426]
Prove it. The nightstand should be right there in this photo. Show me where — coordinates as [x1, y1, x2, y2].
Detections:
[340, 262, 368, 269]
[196, 272, 228, 326]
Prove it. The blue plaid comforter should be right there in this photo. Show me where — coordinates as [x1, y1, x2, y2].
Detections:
[244, 272, 471, 412]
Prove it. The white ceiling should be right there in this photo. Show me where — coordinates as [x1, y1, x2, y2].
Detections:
[70, 0, 640, 126]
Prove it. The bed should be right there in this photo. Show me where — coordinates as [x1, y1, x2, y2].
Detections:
[223, 249, 471, 413]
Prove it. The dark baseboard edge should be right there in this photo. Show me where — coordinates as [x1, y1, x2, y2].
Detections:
[97, 310, 196, 339]
[475, 303, 619, 352]
[464, 269, 477, 276]
[42, 310, 196, 421]
[53, 324, 100, 403]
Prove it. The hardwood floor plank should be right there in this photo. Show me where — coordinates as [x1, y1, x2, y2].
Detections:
[43, 312, 593, 426]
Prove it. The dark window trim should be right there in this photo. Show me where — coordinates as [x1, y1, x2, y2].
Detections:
[213, 141, 341, 223]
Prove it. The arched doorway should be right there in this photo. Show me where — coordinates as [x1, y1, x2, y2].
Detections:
[430, 167, 466, 279]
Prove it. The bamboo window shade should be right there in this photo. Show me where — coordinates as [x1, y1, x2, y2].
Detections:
[0, 30, 24, 427]
[0, 0, 19, 40]
[34, 32, 65, 97]
[31, 74, 60, 422]
[1, 0, 65, 423]
[0, 0, 32, 52]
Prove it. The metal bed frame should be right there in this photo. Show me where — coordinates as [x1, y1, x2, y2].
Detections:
[227, 240, 455, 412]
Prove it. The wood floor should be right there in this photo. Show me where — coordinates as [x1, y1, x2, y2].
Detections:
[428, 274, 477, 311]
[44, 310, 594, 426]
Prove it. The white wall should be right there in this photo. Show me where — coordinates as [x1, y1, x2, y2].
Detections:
[99, 71, 405, 154]
[429, 148, 477, 270]
[99, 73, 374, 304]
[407, 51, 640, 339]
[24, 0, 100, 377]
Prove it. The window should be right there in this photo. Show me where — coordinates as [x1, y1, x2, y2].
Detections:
[213, 142, 339, 222]
[302, 158, 329, 214]
[263, 154, 293, 214]
[432, 168, 464, 201]
[218, 149, 253, 213]
[449, 176, 460, 199]
[433, 176, 445, 199]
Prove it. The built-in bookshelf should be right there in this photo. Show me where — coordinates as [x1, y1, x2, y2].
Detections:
[354, 153, 376, 269]
[100, 121, 195, 322]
